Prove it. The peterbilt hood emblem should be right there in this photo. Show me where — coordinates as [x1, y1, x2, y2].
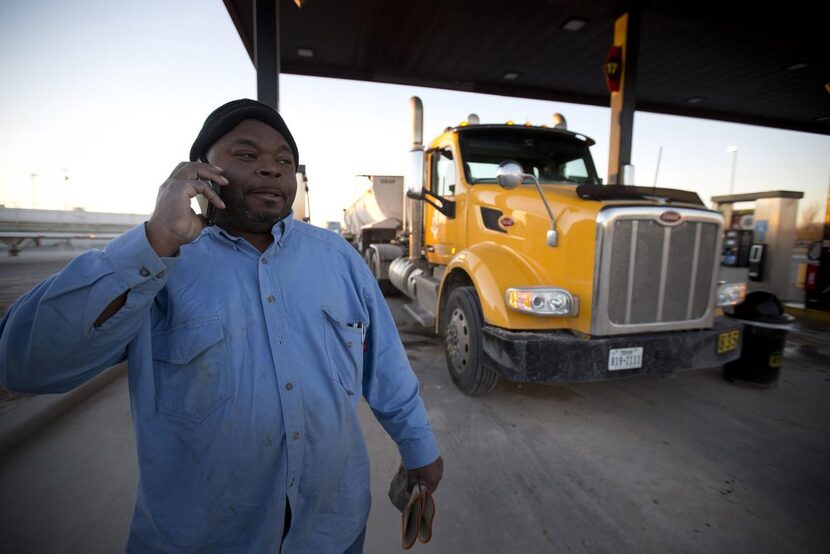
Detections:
[659, 211, 682, 224]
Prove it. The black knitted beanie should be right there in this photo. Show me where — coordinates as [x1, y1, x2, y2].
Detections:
[189, 99, 299, 164]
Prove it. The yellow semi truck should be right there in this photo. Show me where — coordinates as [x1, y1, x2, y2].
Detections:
[359, 97, 746, 395]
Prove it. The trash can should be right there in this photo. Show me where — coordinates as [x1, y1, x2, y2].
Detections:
[723, 291, 794, 387]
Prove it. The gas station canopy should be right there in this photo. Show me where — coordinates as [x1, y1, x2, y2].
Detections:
[223, 0, 828, 135]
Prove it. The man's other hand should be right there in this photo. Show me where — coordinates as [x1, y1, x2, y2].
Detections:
[407, 456, 444, 494]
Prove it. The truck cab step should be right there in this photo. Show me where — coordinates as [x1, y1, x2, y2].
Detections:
[403, 302, 435, 327]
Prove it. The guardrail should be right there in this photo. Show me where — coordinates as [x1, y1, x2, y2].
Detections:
[0, 207, 148, 255]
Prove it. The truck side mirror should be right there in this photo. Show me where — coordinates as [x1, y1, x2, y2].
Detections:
[496, 160, 559, 247]
[407, 188, 456, 219]
[496, 160, 523, 190]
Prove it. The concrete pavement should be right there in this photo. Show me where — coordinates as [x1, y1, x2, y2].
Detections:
[2, 250, 829, 552]
[2, 298, 829, 553]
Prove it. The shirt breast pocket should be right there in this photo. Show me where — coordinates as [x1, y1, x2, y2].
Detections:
[322, 306, 365, 396]
[152, 317, 231, 424]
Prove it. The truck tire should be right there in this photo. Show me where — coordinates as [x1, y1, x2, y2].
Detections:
[442, 286, 498, 395]
[364, 248, 393, 296]
[378, 279, 393, 296]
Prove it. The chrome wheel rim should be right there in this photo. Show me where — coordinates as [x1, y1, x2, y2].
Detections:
[446, 307, 470, 374]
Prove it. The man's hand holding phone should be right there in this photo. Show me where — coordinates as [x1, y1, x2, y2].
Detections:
[146, 161, 228, 257]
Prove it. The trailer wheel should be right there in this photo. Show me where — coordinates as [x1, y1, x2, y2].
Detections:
[364, 248, 393, 296]
[442, 287, 498, 395]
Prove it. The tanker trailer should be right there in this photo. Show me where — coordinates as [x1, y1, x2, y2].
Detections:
[342, 175, 406, 295]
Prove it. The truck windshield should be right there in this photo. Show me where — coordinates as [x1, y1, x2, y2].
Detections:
[458, 128, 599, 185]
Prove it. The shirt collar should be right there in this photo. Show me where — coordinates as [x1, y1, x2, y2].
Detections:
[271, 210, 294, 247]
[205, 211, 295, 251]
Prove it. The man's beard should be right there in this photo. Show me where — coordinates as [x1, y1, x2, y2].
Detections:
[217, 202, 286, 234]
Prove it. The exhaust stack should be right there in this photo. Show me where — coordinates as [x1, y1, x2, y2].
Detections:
[411, 96, 423, 149]
[407, 96, 425, 260]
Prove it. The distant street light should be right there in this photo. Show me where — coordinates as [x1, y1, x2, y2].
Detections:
[30, 173, 39, 208]
[63, 168, 70, 210]
[726, 145, 738, 195]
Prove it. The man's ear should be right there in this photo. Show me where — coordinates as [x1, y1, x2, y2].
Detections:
[203, 144, 218, 164]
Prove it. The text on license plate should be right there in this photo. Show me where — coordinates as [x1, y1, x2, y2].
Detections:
[608, 347, 643, 371]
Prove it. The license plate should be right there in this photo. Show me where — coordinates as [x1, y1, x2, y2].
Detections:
[717, 330, 740, 354]
[608, 347, 643, 371]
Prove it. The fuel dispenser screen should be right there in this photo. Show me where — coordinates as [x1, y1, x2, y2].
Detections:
[722, 229, 753, 267]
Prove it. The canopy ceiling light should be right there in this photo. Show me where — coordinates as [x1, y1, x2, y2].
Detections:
[561, 18, 587, 31]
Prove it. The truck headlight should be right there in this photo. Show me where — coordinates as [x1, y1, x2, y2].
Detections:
[506, 288, 578, 316]
[716, 282, 747, 307]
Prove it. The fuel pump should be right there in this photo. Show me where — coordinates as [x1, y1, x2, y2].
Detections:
[747, 243, 766, 281]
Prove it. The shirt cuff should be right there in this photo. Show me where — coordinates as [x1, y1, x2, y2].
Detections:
[104, 223, 177, 289]
[398, 434, 441, 470]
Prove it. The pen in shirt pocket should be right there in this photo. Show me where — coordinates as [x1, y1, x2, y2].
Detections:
[348, 321, 367, 342]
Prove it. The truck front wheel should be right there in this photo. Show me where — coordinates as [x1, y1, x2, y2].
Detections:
[442, 287, 498, 395]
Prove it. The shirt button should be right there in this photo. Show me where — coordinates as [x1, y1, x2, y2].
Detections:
[285, 382, 294, 391]
[267, 295, 275, 303]
[139, 267, 150, 277]
[289, 478, 295, 487]
[292, 432, 300, 440]
[155, 271, 165, 279]
[346, 341, 353, 349]
[260, 258, 268, 265]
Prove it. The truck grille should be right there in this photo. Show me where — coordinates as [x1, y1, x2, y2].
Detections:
[592, 207, 723, 336]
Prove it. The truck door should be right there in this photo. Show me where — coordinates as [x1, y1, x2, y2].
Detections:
[424, 146, 465, 264]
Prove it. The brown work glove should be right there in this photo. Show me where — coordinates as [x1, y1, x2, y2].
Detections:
[389, 463, 438, 549]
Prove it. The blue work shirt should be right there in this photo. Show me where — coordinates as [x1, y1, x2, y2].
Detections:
[0, 214, 439, 552]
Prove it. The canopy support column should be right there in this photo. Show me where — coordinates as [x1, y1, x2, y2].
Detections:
[607, 9, 641, 185]
[255, 0, 280, 109]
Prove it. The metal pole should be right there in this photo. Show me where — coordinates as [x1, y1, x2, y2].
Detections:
[30, 173, 38, 208]
[63, 168, 70, 210]
[607, 9, 641, 185]
[255, 0, 280, 110]
[806, 176, 830, 311]
[729, 148, 738, 195]
[652, 146, 662, 189]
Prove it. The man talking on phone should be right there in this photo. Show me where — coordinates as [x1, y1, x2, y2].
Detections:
[0, 99, 443, 552]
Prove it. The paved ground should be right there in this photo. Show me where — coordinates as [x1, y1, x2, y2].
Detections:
[0, 247, 83, 315]
[0, 248, 84, 415]
[1, 251, 829, 553]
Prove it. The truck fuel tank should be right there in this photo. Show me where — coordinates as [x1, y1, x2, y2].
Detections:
[389, 257, 419, 299]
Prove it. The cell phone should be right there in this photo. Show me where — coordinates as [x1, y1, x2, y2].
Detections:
[196, 158, 222, 225]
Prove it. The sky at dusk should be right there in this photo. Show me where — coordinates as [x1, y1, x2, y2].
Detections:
[1, 0, 828, 226]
